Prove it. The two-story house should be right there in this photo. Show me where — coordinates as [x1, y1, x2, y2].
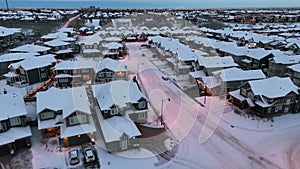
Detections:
[198, 56, 239, 76]
[95, 58, 127, 84]
[229, 77, 300, 117]
[54, 60, 95, 88]
[44, 39, 74, 59]
[0, 93, 32, 156]
[92, 80, 148, 152]
[268, 52, 300, 77]
[287, 64, 300, 87]
[200, 67, 266, 96]
[77, 34, 102, 57]
[102, 42, 126, 59]
[36, 87, 96, 147]
[8, 55, 56, 85]
[0, 53, 35, 77]
[9, 44, 51, 55]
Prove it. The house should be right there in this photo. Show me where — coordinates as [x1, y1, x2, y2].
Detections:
[44, 39, 74, 59]
[77, 34, 102, 57]
[102, 42, 126, 59]
[0, 93, 32, 156]
[285, 42, 300, 54]
[287, 64, 300, 87]
[92, 80, 148, 152]
[268, 53, 300, 77]
[54, 59, 95, 88]
[198, 67, 266, 96]
[36, 87, 96, 147]
[7, 54, 56, 85]
[0, 26, 22, 52]
[0, 53, 35, 77]
[95, 58, 127, 84]
[229, 77, 300, 117]
[9, 44, 51, 55]
[198, 56, 239, 76]
[240, 48, 274, 70]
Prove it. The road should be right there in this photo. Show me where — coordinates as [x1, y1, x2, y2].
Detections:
[124, 42, 283, 169]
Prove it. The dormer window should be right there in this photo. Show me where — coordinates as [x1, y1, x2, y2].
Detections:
[111, 108, 118, 115]
[10, 117, 21, 127]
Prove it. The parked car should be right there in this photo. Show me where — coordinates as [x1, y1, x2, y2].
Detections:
[83, 148, 96, 163]
[69, 149, 80, 165]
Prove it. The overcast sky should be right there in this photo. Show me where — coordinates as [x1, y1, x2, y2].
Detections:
[3, 0, 300, 8]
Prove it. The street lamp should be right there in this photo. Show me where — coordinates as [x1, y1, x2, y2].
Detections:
[161, 97, 171, 126]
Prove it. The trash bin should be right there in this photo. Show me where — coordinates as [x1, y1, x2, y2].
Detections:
[10, 149, 15, 157]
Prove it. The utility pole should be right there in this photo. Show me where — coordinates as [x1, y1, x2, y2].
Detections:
[5, 0, 9, 10]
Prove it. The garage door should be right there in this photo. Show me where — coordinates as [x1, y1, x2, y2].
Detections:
[15, 138, 28, 150]
[0, 145, 10, 156]
[68, 134, 90, 147]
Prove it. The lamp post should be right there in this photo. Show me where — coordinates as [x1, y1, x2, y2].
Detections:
[160, 97, 171, 126]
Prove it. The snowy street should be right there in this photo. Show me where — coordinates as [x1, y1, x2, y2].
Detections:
[124, 42, 300, 169]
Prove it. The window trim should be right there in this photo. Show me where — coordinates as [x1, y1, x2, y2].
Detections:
[10, 117, 21, 127]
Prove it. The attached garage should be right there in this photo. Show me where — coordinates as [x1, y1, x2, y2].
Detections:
[15, 138, 30, 150]
[0, 145, 10, 156]
[67, 134, 91, 147]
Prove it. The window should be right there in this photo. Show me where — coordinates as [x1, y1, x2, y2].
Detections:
[138, 101, 146, 109]
[59, 78, 69, 83]
[284, 106, 289, 113]
[117, 72, 124, 77]
[0, 122, 2, 131]
[138, 112, 146, 120]
[98, 72, 104, 77]
[286, 99, 291, 104]
[111, 108, 118, 115]
[106, 72, 113, 77]
[20, 69, 25, 75]
[81, 69, 90, 73]
[69, 114, 87, 125]
[41, 111, 55, 120]
[275, 105, 282, 112]
[40, 73, 47, 79]
[10, 117, 21, 127]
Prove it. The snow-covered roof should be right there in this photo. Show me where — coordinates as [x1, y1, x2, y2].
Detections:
[82, 48, 101, 54]
[0, 26, 21, 37]
[212, 67, 266, 82]
[248, 77, 299, 98]
[96, 58, 126, 73]
[288, 63, 300, 73]
[92, 80, 147, 110]
[54, 60, 93, 70]
[60, 115, 96, 138]
[0, 94, 27, 121]
[36, 87, 91, 119]
[44, 39, 70, 47]
[198, 56, 238, 68]
[0, 53, 36, 63]
[99, 115, 141, 142]
[0, 126, 32, 146]
[10, 44, 51, 53]
[103, 42, 123, 49]
[9, 54, 56, 71]
[78, 34, 102, 45]
[272, 55, 300, 65]
[103, 37, 122, 42]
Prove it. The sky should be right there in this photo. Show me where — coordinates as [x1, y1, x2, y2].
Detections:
[1, 0, 300, 9]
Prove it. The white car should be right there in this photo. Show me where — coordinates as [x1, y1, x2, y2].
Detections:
[83, 148, 96, 163]
[69, 149, 80, 165]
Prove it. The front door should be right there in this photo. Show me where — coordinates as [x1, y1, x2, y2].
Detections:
[121, 139, 128, 150]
